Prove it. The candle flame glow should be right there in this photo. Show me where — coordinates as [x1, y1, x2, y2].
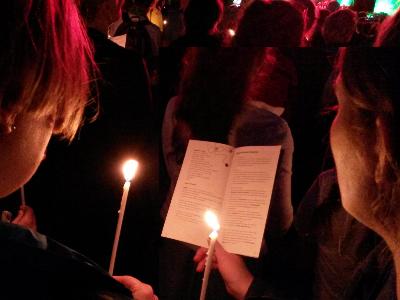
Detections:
[122, 159, 139, 181]
[209, 230, 218, 240]
[204, 210, 220, 232]
[228, 29, 236, 37]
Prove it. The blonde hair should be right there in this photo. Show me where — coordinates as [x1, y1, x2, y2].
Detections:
[338, 48, 400, 230]
[0, 0, 96, 141]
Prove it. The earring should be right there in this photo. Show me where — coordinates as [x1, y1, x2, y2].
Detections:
[0, 123, 16, 134]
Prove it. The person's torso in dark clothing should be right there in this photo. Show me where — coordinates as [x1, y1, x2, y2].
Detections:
[0, 222, 132, 300]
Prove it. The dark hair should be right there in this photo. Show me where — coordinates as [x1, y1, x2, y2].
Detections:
[322, 8, 357, 45]
[125, 0, 156, 9]
[184, 0, 224, 34]
[175, 48, 263, 143]
[79, 0, 107, 22]
[318, 8, 331, 25]
[327, 0, 340, 12]
[233, 0, 304, 46]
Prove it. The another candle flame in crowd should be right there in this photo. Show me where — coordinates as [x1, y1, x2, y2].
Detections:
[123, 159, 139, 182]
[204, 210, 220, 232]
[228, 29, 236, 37]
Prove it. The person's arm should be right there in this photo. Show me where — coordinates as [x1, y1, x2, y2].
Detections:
[194, 243, 253, 300]
[194, 229, 303, 300]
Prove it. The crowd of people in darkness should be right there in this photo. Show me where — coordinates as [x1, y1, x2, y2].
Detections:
[1, 0, 400, 300]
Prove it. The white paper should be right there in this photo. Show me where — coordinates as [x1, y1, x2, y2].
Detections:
[220, 146, 280, 257]
[109, 34, 127, 48]
[162, 140, 281, 257]
[162, 140, 233, 247]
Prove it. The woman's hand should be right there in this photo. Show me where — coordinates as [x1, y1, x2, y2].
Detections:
[193, 242, 254, 300]
[113, 276, 158, 300]
[12, 205, 37, 231]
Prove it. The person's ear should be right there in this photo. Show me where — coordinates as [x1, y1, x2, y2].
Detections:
[0, 111, 16, 134]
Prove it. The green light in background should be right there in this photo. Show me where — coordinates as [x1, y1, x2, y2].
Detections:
[339, 0, 355, 6]
[374, 0, 399, 14]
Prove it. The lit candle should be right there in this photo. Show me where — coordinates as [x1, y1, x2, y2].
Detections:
[109, 159, 139, 275]
[200, 210, 220, 300]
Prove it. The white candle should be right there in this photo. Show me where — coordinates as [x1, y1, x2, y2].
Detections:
[109, 159, 139, 275]
[20, 185, 26, 206]
[200, 211, 220, 300]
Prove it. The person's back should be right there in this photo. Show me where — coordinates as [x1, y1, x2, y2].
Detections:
[170, 0, 224, 47]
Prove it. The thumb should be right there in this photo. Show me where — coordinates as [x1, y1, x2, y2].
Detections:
[12, 208, 25, 224]
[113, 276, 142, 292]
[214, 241, 229, 258]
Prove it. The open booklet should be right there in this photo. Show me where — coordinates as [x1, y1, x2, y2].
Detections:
[162, 140, 281, 258]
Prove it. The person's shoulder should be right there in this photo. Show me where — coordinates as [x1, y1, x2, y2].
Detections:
[241, 103, 289, 129]
[232, 103, 291, 147]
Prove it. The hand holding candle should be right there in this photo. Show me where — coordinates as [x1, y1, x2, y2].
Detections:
[199, 210, 220, 300]
[109, 159, 139, 275]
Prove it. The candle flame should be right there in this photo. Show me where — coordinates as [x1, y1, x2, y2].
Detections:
[204, 210, 220, 232]
[228, 29, 236, 37]
[122, 159, 139, 181]
[209, 230, 218, 240]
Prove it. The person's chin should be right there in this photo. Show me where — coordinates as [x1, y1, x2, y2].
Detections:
[0, 185, 19, 199]
[340, 195, 359, 217]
